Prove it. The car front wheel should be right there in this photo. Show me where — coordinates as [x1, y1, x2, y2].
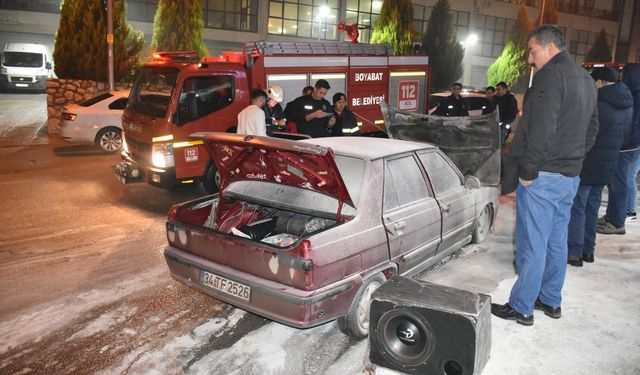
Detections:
[337, 273, 386, 340]
[95, 127, 122, 152]
[472, 204, 492, 244]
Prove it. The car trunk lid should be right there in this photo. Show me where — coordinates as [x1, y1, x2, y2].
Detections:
[191, 132, 355, 216]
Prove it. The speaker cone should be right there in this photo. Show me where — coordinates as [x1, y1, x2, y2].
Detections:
[375, 307, 435, 367]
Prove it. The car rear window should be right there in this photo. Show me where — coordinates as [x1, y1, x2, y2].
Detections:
[80, 93, 113, 107]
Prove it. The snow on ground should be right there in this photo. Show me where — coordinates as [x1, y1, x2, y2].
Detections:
[0, 267, 164, 355]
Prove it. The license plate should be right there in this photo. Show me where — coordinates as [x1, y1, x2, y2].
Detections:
[15, 83, 28, 87]
[201, 270, 251, 301]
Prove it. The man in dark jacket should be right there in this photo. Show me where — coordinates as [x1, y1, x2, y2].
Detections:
[434, 82, 469, 116]
[494, 81, 519, 142]
[567, 67, 633, 266]
[494, 81, 518, 125]
[598, 63, 640, 234]
[285, 79, 335, 138]
[492, 25, 599, 326]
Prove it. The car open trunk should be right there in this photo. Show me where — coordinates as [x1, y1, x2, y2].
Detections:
[165, 132, 357, 290]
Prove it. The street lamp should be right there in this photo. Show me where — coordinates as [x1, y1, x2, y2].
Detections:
[461, 34, 478, 87]
[463, 34, 478, 48]
[318, 5, 330, 40]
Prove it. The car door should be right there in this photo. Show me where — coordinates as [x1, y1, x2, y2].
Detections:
[418, 150, 475, 253]
[383, 154, 442, 276]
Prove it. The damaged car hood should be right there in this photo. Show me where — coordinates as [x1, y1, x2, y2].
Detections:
[381, 102, 501, 186]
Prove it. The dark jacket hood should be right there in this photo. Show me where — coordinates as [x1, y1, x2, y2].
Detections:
[598, 82, 634, 110]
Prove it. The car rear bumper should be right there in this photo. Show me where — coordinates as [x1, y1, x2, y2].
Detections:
[164, 245, 359, 328]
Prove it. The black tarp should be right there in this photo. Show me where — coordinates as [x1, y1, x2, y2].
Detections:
[381, 102, 501, 186]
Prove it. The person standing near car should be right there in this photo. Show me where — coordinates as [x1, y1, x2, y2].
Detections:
[567, 67, 633, 267]
[494, 81, 518, 125]
[482, 86, 497, 115]
[434, 82, 469, 116]
[263, 84, 286, 134]
[330, 92, 358, 136]
[237, 89, 268, 136]
[492, 25, 599, 326]
[287, 79, 336, 138]
[597, 63, 640, 234]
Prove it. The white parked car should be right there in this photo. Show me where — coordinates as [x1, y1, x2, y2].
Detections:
[428, 91, 490, 117]
[59, 90, 129, 152]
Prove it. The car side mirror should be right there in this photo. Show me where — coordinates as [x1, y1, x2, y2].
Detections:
[45, 62, 52, 70]
[464, 175, 481, 189]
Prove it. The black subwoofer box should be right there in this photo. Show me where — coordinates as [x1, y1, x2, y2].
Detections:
[369, 276, 491, 375]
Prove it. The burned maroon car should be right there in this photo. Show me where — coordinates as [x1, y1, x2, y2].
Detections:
[163, 133, 499, 339]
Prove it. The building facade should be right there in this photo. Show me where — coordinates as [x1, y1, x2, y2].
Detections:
[0, 0, 637, 89]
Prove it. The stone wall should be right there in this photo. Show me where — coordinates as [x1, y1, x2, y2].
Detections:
[46, 79, 132, 134]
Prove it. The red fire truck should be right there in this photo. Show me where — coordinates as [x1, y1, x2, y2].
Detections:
[113, 41, 430, 193]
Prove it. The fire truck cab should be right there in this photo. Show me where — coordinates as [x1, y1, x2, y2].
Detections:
[114, 42, 429, 193]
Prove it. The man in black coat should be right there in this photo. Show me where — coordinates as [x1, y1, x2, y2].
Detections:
[285, 79, 335, 138]
[434, 82, 469, 116]
[567, 67, 633, 266]
[493, 25, 599, 326]
[494, 81, 518, 125]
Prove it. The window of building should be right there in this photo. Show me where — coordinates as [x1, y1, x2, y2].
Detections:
[474, 15, 513, 58]
[344, 0, 382, 43]
[205, 0, 258, 32]
[569, 29, 614, 64]
[413, 5, 469, 42]
[127, 0, 158, 22]
[0, 0, 67, 13]
[268, 0, 340, 40]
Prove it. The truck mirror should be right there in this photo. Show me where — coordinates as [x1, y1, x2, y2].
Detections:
[45, 62, 52, 70]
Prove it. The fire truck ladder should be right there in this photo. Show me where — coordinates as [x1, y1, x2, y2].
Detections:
[243, 41, 393, 57]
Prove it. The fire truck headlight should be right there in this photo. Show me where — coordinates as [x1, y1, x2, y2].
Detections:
[152, 142, 174, 169]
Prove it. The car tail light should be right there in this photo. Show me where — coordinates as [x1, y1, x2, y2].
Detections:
[296, 240, 314, 287]
[62, 112, 77, 121]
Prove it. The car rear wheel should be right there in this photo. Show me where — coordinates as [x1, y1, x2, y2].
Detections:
[337, 273, 386, 340]
[95, 127, 122, 152]
[472, 204, 491, 244]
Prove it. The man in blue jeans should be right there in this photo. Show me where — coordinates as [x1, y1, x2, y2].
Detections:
[567, 67, 633, 267]
[493, 25, 598, 326]
[598, 63, 640, 234]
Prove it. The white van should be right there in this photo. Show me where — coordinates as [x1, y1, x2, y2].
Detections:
[1, 43, 54, 92]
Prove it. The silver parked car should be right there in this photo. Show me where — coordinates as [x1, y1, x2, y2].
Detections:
[58, 90, 129, 152]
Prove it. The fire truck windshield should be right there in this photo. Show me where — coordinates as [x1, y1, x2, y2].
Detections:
[127, 67, 179, 118]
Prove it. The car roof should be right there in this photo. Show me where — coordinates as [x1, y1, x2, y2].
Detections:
[300, 136, 436, 160]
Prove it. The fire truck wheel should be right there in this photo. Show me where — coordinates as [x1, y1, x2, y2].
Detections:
[201, 162, 220, 194]
[337, 272, 386, 340]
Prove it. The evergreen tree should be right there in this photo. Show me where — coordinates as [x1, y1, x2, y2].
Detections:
[487, 4, 532, 91]
[370, 0, 416, 55]
[421, 0, 463, 91]
[151, 0, 208, 58]
[585, 28, 612, 62]
[535, 0, 559, 25]
[54, 0, 144, 82]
